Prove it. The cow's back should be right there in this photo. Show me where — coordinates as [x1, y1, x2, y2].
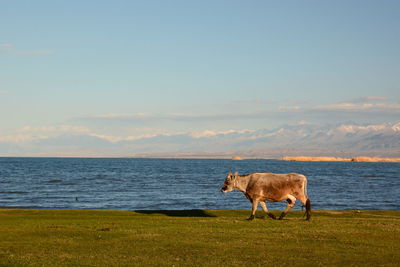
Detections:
[245, 172, 307, 202]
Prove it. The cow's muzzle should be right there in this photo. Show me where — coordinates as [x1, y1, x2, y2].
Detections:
[221, 185, 228, 192]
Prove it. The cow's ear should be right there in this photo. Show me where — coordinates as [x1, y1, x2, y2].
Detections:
[233, 172, 239, 178]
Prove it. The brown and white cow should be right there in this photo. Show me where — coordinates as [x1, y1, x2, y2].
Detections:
[221, 172, 311, 220]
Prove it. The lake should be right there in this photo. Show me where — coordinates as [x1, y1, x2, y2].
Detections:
[0, 157, 399, 210]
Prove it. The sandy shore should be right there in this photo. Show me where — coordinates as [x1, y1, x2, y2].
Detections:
[281, 156, 400, 162]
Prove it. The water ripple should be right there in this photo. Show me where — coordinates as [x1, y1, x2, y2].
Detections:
[0, 158, 399, 210]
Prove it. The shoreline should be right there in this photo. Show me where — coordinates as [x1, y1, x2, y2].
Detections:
[1, 207, 399, 212]
[1, 155, 400, 162]
[280, 156, 400, 162]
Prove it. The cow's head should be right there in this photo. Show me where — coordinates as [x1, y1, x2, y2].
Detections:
[221, 172, 238, 193]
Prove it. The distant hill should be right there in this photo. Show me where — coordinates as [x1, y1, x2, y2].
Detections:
[134, 122, 400, 158]
[1, 122, 399, 158]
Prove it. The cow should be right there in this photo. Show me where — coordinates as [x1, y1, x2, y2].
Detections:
[221, 172, 311, 221]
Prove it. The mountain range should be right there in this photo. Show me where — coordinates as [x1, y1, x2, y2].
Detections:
[133, 121, 400, 158]
[2, 121, 398, 158]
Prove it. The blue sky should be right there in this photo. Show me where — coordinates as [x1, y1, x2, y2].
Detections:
[1, 0, 399, 155]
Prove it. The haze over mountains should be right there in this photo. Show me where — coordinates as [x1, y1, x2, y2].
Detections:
[2, 1, 400, 159]
[1, 121, 399, 158]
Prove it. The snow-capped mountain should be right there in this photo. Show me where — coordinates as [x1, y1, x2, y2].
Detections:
[1, 122, 399, 157]
[133, 121, 400, 157]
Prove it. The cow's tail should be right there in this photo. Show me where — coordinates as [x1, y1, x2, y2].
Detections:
[303, 178, 311, 221]
[305, 198, 311, 221]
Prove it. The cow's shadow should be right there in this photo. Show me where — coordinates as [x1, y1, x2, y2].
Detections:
[135, 209, 216, 217]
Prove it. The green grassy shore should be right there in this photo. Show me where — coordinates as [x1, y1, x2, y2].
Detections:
[1, 209, 399, 267]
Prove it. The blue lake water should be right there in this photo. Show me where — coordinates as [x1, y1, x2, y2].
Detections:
[0, 157, 399, 211]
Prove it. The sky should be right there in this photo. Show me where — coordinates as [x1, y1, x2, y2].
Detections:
[1, 0, 399, 156]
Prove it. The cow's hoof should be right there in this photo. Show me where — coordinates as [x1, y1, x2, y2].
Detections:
[278, 213, 286, 220]
[267, 213, 276, 220]
[246, 215, 255, 221]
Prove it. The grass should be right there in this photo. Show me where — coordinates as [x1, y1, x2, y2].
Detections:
[0, 209, 399, 266]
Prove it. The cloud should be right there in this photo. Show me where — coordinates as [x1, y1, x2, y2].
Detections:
[278, 106, 301, 111]
[78, 129, 255, 143]
[276, 96, 397, 113]
[273, 98, 400, 126]
[0, 134, 49, 144]
[0, 43, 54, 56]
[86, 133, 125, 143]
[76, 97, 400, 133]
[7, 124, 175, 145]
[88, 133, 161, 143]
[1, 125, 91, 144]
[78, 112, 268, 124]
[0, 43, 15, 48]
[297, 120, 311, 126]
[345, 96, 388, 104]
[229, 98, 276, 105]
[189, 129, 254, 138]
[17, 125, 90, 134]
[18, 49, 54, 56]
[277, 96, 400, 114]
[1, 123, 255, 148]
[312, 102, 400, 112]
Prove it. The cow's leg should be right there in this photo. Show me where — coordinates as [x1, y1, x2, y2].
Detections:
[298, 196, 311, 221]
[279, 194, 296, 220]
[247, 198, 259, 221]
[260, 201, 276, 220]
